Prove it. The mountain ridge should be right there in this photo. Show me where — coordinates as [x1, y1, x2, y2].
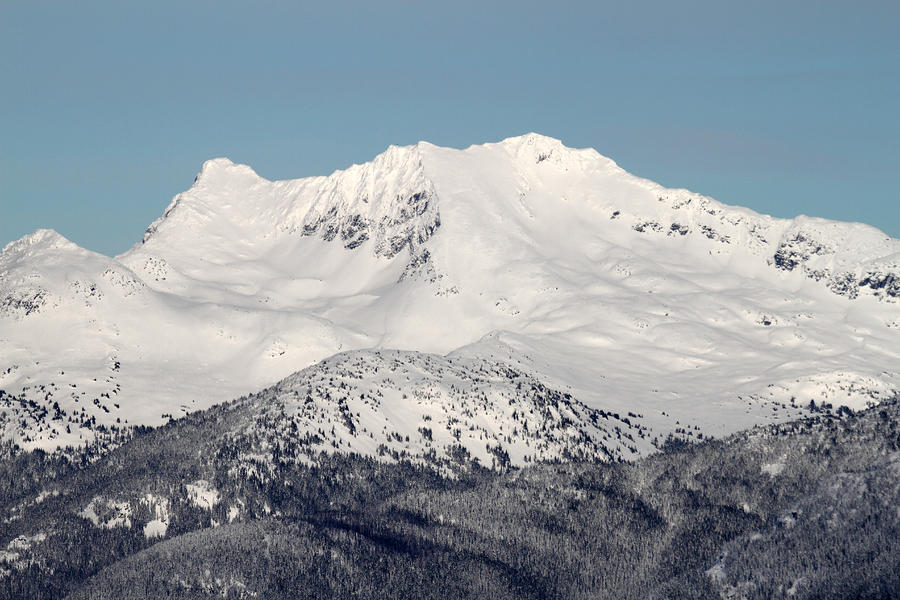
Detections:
[1, 133, 899, 457]
[123, 133, 900, 306]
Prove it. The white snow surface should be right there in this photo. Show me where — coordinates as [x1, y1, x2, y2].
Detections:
[1, 133, 899, 459]
[186, 480, 220, 510]
[79, 497, 132, 529]
[761, 461, 786, 478]
[226, 349, 654, 472]
[141, 493, 170, 539]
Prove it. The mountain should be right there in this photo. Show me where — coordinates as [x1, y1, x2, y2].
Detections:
[1, 384, 897, 599]
[1, 133, 899, 458]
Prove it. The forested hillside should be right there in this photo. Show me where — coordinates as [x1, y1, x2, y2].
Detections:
[0, 395, 897, 599]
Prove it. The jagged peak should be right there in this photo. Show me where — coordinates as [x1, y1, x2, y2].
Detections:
[319, 142, 426, 185]
[281, 142, 438, 257]
[139, 135, 612, 251]
[129, 134, 900, 292]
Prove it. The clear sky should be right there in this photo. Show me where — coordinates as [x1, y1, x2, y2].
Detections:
[2, 0, 898, 257]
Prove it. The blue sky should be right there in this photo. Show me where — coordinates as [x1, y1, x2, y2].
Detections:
[2, 0, 898, 256]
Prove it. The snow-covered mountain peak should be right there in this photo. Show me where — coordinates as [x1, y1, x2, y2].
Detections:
[1, 229, 79, 263]
[3, 134, 900, 455]
[496, 132, 566, 153]
[124, 140, 440, 295]
[138, 158, 268, 245]
[229, 348, 655, 470]
[135, 135, 628, 264]
[0, 230, 107, 300]
[129, 135, 639, 273]
[275, 141, 438, 258]
[193, 157, 262, 187]
[492, 132, 616, 170]
[490, 132, 567, 153]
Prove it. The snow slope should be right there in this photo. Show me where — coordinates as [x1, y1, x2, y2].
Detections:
[1, 133, 898, 457]
[221, 349, 656, 473]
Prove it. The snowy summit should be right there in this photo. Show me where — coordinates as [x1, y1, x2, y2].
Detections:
[1, 134, 899, 464]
